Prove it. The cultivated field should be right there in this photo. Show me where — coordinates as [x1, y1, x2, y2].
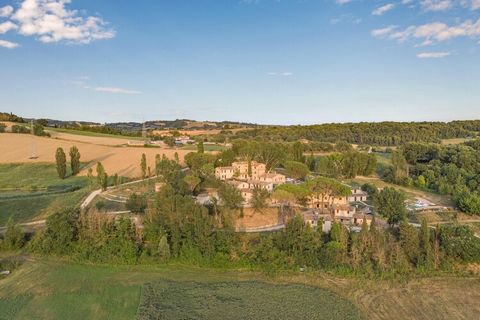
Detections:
[1, 258, 479, 320]
[0, 133, 191, 178]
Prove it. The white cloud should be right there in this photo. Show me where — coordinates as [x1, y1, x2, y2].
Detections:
[0, 21, 18, 34]
[404, 0, 480, 11]
[372, 18, 480, 45]
[1, 0, 115, 45]
[0, 39, 19, 48]
[268, 72, 293, 76]
[335, 0, 353, 4]
[471, 0, 480, 9]
[371, 25, 397, 38]
[421, 0, 453, 11]
[94, 87, 142, 95]
[372, 4, 396, 15]
[0, 5, 14, 17]
[417, 51, 451, 58]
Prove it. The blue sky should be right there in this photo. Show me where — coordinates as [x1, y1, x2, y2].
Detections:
[0, 0, 479, 124]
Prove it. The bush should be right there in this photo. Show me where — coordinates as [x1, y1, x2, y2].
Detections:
[439, 225, 480, 263]
[126, 193, 148, 214]
[11, 125, 30, 134]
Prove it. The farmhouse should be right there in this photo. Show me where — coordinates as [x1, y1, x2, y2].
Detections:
[307, 194, 349, 210]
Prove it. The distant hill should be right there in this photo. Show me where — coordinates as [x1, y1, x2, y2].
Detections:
[108, 119, 260, 133]
[0, 112, 261, 134]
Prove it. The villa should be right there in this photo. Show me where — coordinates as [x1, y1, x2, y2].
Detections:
[215, 161, 286, 203]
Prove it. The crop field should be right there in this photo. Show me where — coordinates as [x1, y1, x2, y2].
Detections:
[1, 259, 479, 320]
[0, 133, 191, 177]
[137, 280, 363, 320]
[0, 260, 363, 320]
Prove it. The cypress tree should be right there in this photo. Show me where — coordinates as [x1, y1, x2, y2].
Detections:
[419, 218, 432, 268]
[141, 153, 147, 179]
[197, 141, 204, 154]
[158, 235, 171, 261]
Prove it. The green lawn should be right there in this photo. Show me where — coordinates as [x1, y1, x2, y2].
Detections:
[0, 260, 364, 320]
[48, 127, 144, 140]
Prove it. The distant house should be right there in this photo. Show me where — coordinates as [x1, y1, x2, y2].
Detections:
[128, 140, 146, 146]
[302, 210, 333, 233]
[348, 188, 368, 202]
[175, 136, 195, 145]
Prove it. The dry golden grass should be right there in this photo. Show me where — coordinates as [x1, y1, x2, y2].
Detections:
[0, 133, 191, 178]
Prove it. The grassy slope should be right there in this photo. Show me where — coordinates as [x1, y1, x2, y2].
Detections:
[1, 259, 479, 320]
[0, 164, 89, 225]
[0, 189, 90, 225]
[0, 163, 88, 190]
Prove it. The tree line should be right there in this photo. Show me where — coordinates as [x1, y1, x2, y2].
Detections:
[224, 121, 480, 146]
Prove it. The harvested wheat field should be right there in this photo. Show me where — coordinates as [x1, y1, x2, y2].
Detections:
[0, 133, 190, 178]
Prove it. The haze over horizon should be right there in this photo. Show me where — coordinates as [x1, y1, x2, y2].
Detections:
[1, 0, 480, 124]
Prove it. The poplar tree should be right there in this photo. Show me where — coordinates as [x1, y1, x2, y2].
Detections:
[96, 162, 105, 186]
[55, 147, 67, 179]
[69, 146, 81, 176]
